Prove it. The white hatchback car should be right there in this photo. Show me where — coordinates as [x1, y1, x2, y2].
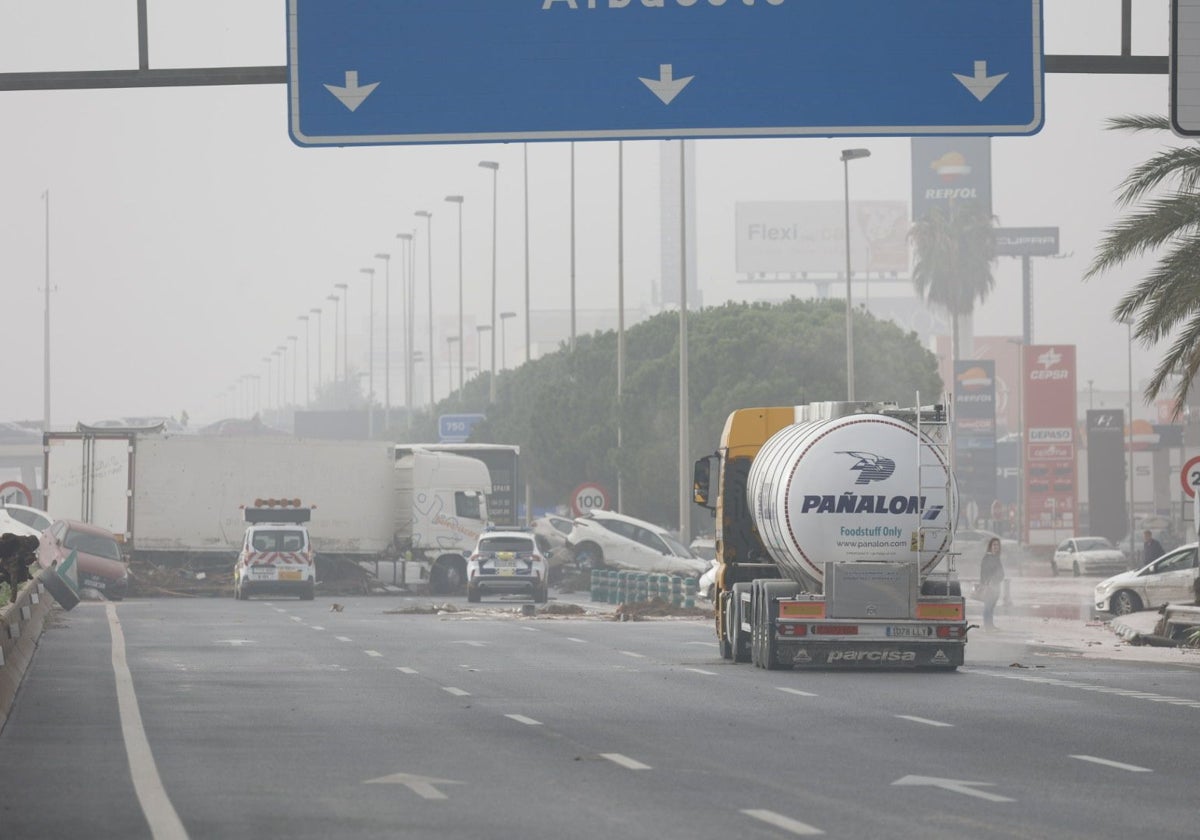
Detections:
[1094, 543, 1199, 615]
[467, 529, 549, 603]
[1052, 536, 1128, 577]
[566, 510, 707, 578]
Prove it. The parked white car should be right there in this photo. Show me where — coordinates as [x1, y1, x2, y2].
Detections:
[1094, 543, 1199, 615]
[566, 510, 707, 578]
[1052, 536, 1128, 577]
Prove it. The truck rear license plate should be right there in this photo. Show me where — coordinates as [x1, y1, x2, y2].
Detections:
[886, 626, 932, 637]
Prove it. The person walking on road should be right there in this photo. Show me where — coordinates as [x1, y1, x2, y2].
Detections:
[1142, 530, 1164, 568]
[978, 537, 1005, 632]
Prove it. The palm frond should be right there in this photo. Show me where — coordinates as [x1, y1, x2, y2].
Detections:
[1085, 192, 1200, 278]
[1104, 114, 1170, 133]
[1116, 146, 1200, 206]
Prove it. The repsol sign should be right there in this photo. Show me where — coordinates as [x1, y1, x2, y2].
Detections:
[800, 493, 925, 515]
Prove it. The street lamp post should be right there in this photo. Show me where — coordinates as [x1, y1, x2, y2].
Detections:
[394, 235, 413, 430]
[297, 316, 310, 407]
[310, 308, 323, 392]
[840, 147, 871, 402]
[327, 293, 341, 386]
[335, 282, 349, 386]
[275, 346, 286, 409]
[287, 336, 298, 407]
[476, 324, 492, 387]
[445, 195, 465, 393]
[1127, 319, 1136, 553]
[360, 266, 377, 434]
[415, 210, 434, 408]
[262, 356, 274, 413]
[499, 311, 516, 371]
[479, 160, 499, 403]
[523, 144, 531, 364]
[375, 256, 392, 428]
[446, 335, 460, 396]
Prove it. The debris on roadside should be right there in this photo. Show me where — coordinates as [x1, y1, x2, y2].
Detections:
[611, 597, 709, 621]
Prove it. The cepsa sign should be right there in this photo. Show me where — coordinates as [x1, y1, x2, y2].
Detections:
[1022, 345, 1077, 546]
[571, 483, 611, 517]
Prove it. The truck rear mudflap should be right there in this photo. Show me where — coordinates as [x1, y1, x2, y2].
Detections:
[779, 639, 965, 669]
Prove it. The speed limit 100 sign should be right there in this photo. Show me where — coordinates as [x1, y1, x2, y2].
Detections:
[571, 483, 610, 517]
[1180, 455, 1200, 498]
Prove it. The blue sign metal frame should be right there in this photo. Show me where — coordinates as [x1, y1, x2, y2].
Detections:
[288, 0, 1043, 146]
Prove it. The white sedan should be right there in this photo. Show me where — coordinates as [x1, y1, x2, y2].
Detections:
[1051, 536, 1128, 577]
[1094, 543, 1199, 615]
[566, 510, 708, 578]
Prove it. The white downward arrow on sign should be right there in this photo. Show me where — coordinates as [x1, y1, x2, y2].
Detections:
[639, 64, 694, 105]
[324, 70, 380, 112]
[953, 60, 1008, 102]
[892, 775, 1015, 802]
[364, 772, 463, 800]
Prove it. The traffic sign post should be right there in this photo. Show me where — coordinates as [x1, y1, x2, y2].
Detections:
[288, 1, 1044, 146]
[1179, 454, 1200, 499]
[571, 483, 611, 517]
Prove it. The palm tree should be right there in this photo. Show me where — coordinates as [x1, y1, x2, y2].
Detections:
[909, 200, 998, 363]
[1085, 114, 1200, 410]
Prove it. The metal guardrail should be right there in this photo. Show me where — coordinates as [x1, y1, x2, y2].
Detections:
[0, 579, 53, 725]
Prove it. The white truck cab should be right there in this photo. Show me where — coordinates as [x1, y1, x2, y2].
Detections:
[233, 500, 315, 601]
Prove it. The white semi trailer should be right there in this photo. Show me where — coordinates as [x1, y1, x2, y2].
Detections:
[43, 430, 491, 593]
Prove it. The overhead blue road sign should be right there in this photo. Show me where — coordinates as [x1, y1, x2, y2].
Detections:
[287, 1, 1043, 147]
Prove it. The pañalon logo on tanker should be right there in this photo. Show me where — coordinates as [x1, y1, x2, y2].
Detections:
[925, 151, 977, 200]
[1030, 347, 1070, 380]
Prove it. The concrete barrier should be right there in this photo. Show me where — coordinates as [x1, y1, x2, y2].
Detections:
[0, 578, 55, 726]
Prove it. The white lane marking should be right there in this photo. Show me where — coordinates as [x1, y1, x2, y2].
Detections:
[290, 615, 303, 622]
[443, 687, 470, 697]
[364, 772, 462, 800]
[275, 608, 288, 613]
[521, 626, 539, 632]
[505, 714, 542, 726]
[741, 809, 823, 836]
[684, 641, 714, 646]
[619, 650, 645, 659]
[311, 626, 324, 631]
[335, 636, 353, 642]
[452, 640, 488, 647]
[396, 667, 418, 674]
[1071, 755, 1153, 773]
[365, 650, 382, 657]
[567, 637, 587, 643]
[600, 753, 651, 771]
[966, 669, 1200, 710]
[895, 714, 954, 728]
[686, 668, 717, 676]
[776, 687, 817, 697]
[892, 775, 1015, 802]
[106, 603, 190, 840]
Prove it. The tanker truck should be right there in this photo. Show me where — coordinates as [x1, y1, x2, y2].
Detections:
[692, 399, 968, 670]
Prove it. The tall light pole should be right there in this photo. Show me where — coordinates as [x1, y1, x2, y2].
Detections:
[445, 194, 465, 392]
[327, 293, 341, 385]
[42, 189, 51, 432]
[446, 335, 460, 397]
[287, 335, 299, 407]
[360, 266, 377, 433]
[499, 311, 516, 371]
[311, 307, 323, 392]
[396, 233, 413, 431]
[298, 315, 310, 406]
[263, 356, 274, 412]
[570, 141, 576, 352]
[415, 210, 434, 408]
[1127, 318, 1136, 552]
[617, 141, 625, 513]
[479, 160, 499, 403]
[523, 144, 531, 364]
[412, 350, 425, 411]
[275, 346, 286, 409]
[476, 324, 492, 387]
[840, 147, 871, 402]
[335, 281, 349, 386]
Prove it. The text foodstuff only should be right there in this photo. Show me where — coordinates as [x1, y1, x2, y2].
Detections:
[542, 0, 786, 8]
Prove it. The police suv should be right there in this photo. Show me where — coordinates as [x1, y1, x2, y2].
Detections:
[466, 528, 549, 604]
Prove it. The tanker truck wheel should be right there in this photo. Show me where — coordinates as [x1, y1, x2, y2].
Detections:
[759, 581, 801, 671]
[728, 583, 752, 663]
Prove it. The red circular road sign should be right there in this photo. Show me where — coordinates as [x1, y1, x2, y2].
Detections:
[1181, 456, 1200, 499]
[0, 480, 33, 506]
[571, 483, 610, 517]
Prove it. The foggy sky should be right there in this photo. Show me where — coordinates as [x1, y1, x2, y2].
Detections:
[0, 1, 1180, 426]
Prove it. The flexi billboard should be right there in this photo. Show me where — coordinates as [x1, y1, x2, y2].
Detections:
[735, 201, 910, 275]
[1022, 345, 1077, 545]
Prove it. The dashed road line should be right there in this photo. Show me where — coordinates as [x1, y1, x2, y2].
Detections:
[741, 809, 823, 836]
[896, 714, 953, 727]
[290, 616, 303, 622]
[685, 668, 717, 676]
[396, 667, 418, 674]
[619, 650, 645, 659]
[335, 636, 353, 643]
[600, 753, 651, 770]
[311, 625, 324, 631]
[364, 650, 382, 658]
[521, 626, 539, 632]
[967, 669, 1200, 710]
[1071, 755, 1153, 773]
[567, 637, 587, 643]
[777, 687, 818, 698]
[505, 714, 542, 726]
[443, 687, 470, 697]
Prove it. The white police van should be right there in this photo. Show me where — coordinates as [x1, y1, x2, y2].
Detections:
[233, 500, 316, 601]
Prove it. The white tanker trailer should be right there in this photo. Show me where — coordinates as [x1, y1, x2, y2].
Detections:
[693, 399, 969, 669]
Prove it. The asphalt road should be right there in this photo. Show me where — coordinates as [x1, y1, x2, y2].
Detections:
[2, 594, 1198, 840]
